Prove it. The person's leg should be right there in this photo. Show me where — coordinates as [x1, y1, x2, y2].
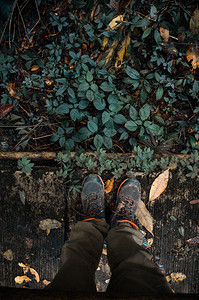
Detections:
[46, 219, 109, 292]
[106, 178, 172, 294]
[46, 174, 109, 292]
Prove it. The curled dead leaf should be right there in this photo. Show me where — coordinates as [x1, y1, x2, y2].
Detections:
[186, 45, 199, 70]
[166, 272, 186, 283]
[135, 200, 153, 235]
[3, 249, 13, 261]
[0, 104, 14, 117]
[46, 229, 51, 236]
[149, 169, 169, 202]
[18, 262, 30, 274]
[147, 238, 154, 247]
[104, 177, 114, 193]
[15, 275, 31, 284]
[30, 267, 40, 283]
[103, 39, 119, 66]
[39, 219, 62, 230]
[160, 27, 169, 43]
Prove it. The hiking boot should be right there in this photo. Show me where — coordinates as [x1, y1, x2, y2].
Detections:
[110, 178, 141, 228]
[81, 174, 105, 221]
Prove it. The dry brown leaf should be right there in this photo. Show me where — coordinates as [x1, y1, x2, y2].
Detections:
[45, 80, 54, 86]
[149, 169, 169, 202]
[42, 279, 51, 286]
[3, 249, 13, 261]
[147, 237, 154, 247]
[186, 236, 199, 245]
[135, 200, 153, 235]
[8, 83, 20, 99]
[104, 177, 114, 193]
[166, 272, 186, 283]
[18, 262, 26, 268]
[30, 267, 40, 283]
[160, 27, 169, 42]
[18, 262, 30, 274]
[190, 199, 199, 204]
[14, 275, 31, 284]
[189, 7, 199, 34]
[186, 45, 199, 70]
[31, 65, 40, 71]
[39, 219, 62, 230]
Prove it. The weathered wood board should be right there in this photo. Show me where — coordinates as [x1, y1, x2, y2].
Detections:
[0, 168, 198, 293]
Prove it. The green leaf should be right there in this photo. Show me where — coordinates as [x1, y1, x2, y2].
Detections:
[147, 123, 161, 135]
[100, 82, 115, 92]
[56, 86, 67, 96]
[113, 114, 127, 124]
[55, 103, 69, 115]
[78, 81, 90, 92]
[86, 71, 93, 82]
[94, 134, 103, 149]
[68, 87, 75, 98]
[109, 103, 122, 113]
[104, 128, 117, 137]
[156, 86, 164, 100]
[70, 108, 79, 121]
[102, 111, 110, 124]
[125, 120, 138, 131]
[139, 104, 150, 121]
[86, 89, 94, 101]
[125, 66, 140, 80]
[93, 98, 106, 110]
[107, 94, 119, 104]
[87, 121, 98, 133]
[103, 136, 112, 149]
[142, 27, 152, 39]
[129, 106, 138, 120]
[91, 83, 98, 92]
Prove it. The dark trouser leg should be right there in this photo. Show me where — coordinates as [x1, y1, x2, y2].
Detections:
[46, 219, 109, 292]
[106, 223, 172, 294]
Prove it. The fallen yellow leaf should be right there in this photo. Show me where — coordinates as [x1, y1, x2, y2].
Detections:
[160, 27, 169, 43]
[115, 33, 131, 69]
[101, 15, 124, 51]
[135, 200, 153, 234]
[31, 65, 40, 71]
[104, 177, 114, 193]
[46, 228, 51, 236]
[3, 249, 13, 261]
[104, 39, 119, 66]
[166, 272, 186, 283]
[8, 83, 20, 99]
[14, 275, 31, 284]
[30, 267, 40, 283]
[189, 7, 199, 34]
[149, 169, 169, 202]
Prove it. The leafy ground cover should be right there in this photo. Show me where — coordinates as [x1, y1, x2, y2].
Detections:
[0, 0, 199, 157]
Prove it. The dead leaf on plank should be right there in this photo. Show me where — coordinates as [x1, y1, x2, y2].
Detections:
[186, 236, 199, 245]
[30, 267, 40, 283]
[46, 229, 51, 236]
[3, 249, 13, 261]
[135, 200, 153, 235]
[189, 7, 199, 34]
[31, 65, 40, 71]
[104, 177, 114, 193]
[190, 199, 199, 204]
[18, 262, 30, 274]
[160, 27, 169, 42]
[166, 272, 186, 283]
[39, 219, 62, 230]
[15, 275, 31, 284]
[149, 169, 169, 202]
[42, 279, 51, 286]
[25, 237, 33, 249]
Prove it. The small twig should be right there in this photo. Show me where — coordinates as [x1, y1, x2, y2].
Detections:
[16, 1, 30, 43]
[27, 0, 41, 35]
[32, 134, 53, 140]
[12, 118, 43, 150]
